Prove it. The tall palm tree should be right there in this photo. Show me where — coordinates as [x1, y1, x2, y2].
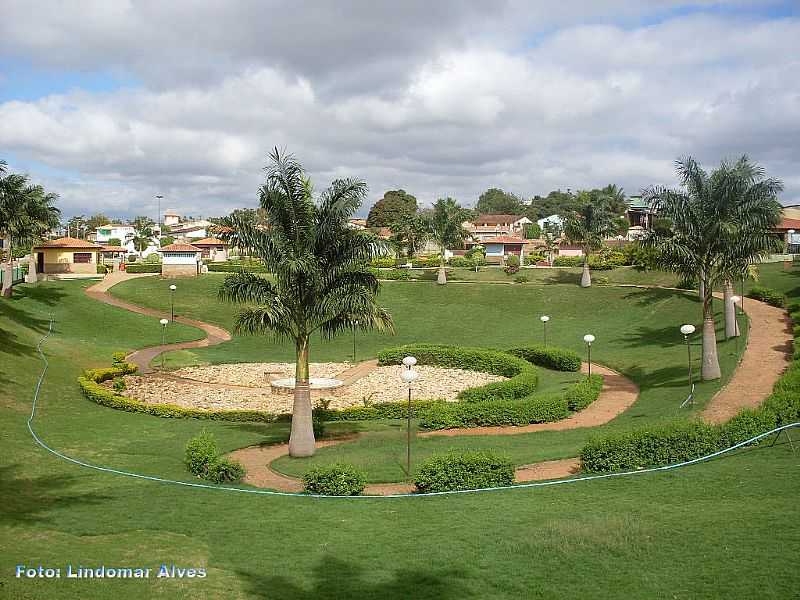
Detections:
[427, 197, 471, 285]
[642, 156, 781, 380]
[389, 212, 428, 260]
[562, 201, 617, 287]
[535, 230, 560, 265]
[0, 170, 61, 297]
[131, 216, 156, 258]
[218, 149, 394, 457]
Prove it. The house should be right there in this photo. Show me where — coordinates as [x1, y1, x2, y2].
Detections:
[163, 210, 181, 227]
[95, 223, 160, 258]
[31, 237, 101, 277]
[471, 214, 532, 236]
[465, 236, 528, 264]
[170, 224, 209, 240]
[158, 243, 202, 277]
[557, 243, 584, 257]
[536, 214, 563, 232]
[773, 217, 800, 253]
[192, 237, 229, 262]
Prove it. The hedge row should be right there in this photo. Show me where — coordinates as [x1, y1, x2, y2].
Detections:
[206, 262, 270, 273]
[124, 263, 162, 273]
[418, 394, 569, 429]
[565, 374, 605, 411]
[746, 285, 785, 308]
[580, 301, 800, 473]
[317, 399, 444, 422]
[303, 463, 367, 496]
[507, 344, 582, 372]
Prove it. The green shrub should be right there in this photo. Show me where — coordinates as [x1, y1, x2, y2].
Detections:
[507, 345, 582, 372]
[772, 362, 800, 394]
[763, 390, 800, 426]
[312, 415, 326, 438]
[206, 262, 270, 273]
[522, 253, 545, 265]
[513, 275, 529, 283]
[111, 351, 127, 366]
[112, 377, 126, 392]
[302, 464, 367, 496]
[717, 409, 776, 448]
[185, 431, 219, 477]
[144, 253, 162, 264]
[84, 362, 137, 383]
[580, 420, 720, 473]
[448, 256, 473, 268]
[96, 263, 112, 274]
[370, 256, 397, 268]
[747, 286, 785, 307]
[553, 256, 583, 267]
[418, 395, 569, 429]
[206, 458, 246, 484]
[564, 375, 604, 411]
[317, 399, 444, 422]
[457, 369, 538, 403]
[414, 451, 515, 493]
[125, 263, 162, 273]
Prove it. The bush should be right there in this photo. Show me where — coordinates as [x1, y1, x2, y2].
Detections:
[312, 415, 326, 438]
[185, 431, 219, 477]
[84, 362, 138, 383]
[302, 463, 367, 496]
[112, 377, 126, 392]
[522, 253, 546, 266]
[125, 263, 162, 273]
[564, 375, 604, 411]
[144, 253, 162, 264]
[746, 286, 785, 308]
[717, 409, 776, 448]
[513, 275, 529, 283]
[206, 262, 270, 273]
[317, 399, 444, 422]
[414, 451, 515, 493]
[580, 420, 720, 473]
[206, 457, 246, 484]
[763, 390, 800, 426]
[96, 263, 112, 274]
[507, 344, 582, 372]
[370, 256, 397, 268]
[553, 256, 582, 267]
[111, 351, 127, 366]
[448, 256, 473, 268]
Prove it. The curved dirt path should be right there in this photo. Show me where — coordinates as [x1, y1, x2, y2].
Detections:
[86, 272, 232, 373]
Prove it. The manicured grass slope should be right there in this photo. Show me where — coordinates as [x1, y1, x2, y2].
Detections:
[113, 274, 746, 480]
[1, 279, 798, 598]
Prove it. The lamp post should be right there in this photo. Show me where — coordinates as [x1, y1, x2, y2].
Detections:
[169, 284, 177, 321]
[159, 318, 169, 370]
[401, 356, 418, 479]
[540, 315, 550, 346]
[680, 324, 696, 405]
[156, 195, 164, 230]
[583, 334, 595, 377]
[731, 295, 741, 355]
[352, 319, 359, 363]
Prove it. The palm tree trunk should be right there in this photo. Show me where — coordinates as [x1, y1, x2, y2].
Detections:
[580, 251, 591, 287]
[2, 234, 13, 298]
[701, 284, 721, 380]
[723, 279, 738, 338]
[698, 268, 705, 300]
[437, 252, 447, 285]
[289, 334, 315, 457]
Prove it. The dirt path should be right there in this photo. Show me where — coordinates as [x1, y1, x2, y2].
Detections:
[86, 272, 232, 373]
[420, 362, 638, 437]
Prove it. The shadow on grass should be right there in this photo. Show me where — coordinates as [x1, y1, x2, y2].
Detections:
[0, 464, 111, 525]
[237, 556, 471, 600]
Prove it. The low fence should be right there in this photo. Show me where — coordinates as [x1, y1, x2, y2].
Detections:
[0, 265, 26, 285]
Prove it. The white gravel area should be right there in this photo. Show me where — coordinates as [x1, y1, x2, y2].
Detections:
[120, 362, 505, 414]
[172, 362, 351, 387]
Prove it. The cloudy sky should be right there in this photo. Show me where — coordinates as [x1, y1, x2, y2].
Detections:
[1, 1, 799, 220]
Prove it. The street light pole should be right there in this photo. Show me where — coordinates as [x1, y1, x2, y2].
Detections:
[680, 324, 696, 406]
[156, 195, 164, 231]
[159, 318, 169, 370]
[401, 356, 418, 480]
[583, 334, 595, 378]
[731, 295, 741, 356]
[540, 315, 550, 346]
[169, 284, 177, 321]
[352, 320, 359, 363]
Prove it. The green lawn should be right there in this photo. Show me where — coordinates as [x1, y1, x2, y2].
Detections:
[110, 274, 748, 481]
[1, 277, 798, 598]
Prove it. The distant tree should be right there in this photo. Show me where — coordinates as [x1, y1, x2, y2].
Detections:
[525, 190, 582, 220]
[366, 190, 417, 227]
[475, 188, 524, 215]
[536, 231, 560, 265]
[159, 236, 175, 247]
[426, 198, 471, 285]
[0, 168, 61, 297]
[66, 214, 88, 238]
[107, 237, 122, 247]
[599, 184, 627, 215]
[563, 200, 617, 288]
[523, 223, 541, 239]
[131, 216, 156, 257]
[388, 213, 428, 259]
[86, 213, 110, 231]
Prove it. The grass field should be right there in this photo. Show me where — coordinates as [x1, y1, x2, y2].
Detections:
[1, 274, 797, 599]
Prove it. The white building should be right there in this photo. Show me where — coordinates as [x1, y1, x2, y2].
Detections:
[164, 210, 181, 227]
[536, 214, 563, 232]
[95, 223, 161, 258]
[159, 243, 202, 277]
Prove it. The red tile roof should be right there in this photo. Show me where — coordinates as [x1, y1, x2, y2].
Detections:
[775, 218, 800, 231]
[479, 236, 527, 244]
[158, 243, 201, 252]
[472, 214, 525, 225]
[100, 245, 128, 252]
[34, 237, 101, 249]
[191, 237, 228, 246]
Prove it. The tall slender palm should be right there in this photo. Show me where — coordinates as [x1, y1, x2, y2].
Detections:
[562, 201, 617, 287]
[536, 230, 559, 265]
[131, 216, 156, 258]
[642, 156, 781, 380]
[0, 170, 61, 297]
[218, 149, 394, 457]
[427, 197, 470, 285]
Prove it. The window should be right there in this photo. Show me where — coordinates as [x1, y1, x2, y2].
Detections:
[73, 253, 93, 263]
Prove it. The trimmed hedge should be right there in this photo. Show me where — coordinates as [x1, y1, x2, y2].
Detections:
[747, 285, 785, 308]
[418, 394, 569, 429]
[507, 344, 582, 372]
[414, 451, 515, 493]
[564, 374, 604, 411]
[368, 267, 412, 280]
[317, 399, 444, 422]
[206, 262, 270, 273]
[302, 463, 367, 496]
[124, 263, 162, 273]
[206, 458, 246, 484]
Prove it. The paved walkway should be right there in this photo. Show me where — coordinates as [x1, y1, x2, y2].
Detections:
[86, 272, 232, 373]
